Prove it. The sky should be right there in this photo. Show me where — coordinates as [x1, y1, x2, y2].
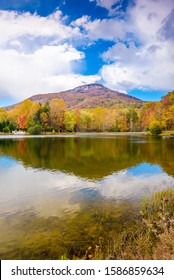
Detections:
[0, 0, 174, 107]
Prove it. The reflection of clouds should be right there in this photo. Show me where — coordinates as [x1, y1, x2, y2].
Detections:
[100, 170, 174, 200]
[47, 171, 96, 190]
[0, 161, 174, 217]
[0, 163, 95, 217]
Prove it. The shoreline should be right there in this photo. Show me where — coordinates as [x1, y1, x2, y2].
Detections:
[0, 130, 174, 137]
[0, 131, 151, 138]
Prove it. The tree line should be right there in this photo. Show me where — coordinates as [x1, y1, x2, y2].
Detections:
[0, 91, 174, 134]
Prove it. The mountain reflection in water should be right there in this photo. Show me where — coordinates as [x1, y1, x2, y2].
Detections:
[0, 135, 174, 259]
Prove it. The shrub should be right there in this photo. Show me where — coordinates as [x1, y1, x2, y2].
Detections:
[149, 121, 162, 135]
[28, 124, 42, 135]
[3, 126, 10, 133]
[140, 189, 174, 259]
[141, 189, 174, 235]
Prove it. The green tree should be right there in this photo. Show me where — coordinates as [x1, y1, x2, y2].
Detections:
[149, 121, 162, 135]
[28, 124, 42, 135]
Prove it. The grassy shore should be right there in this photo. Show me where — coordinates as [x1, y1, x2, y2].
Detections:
[75, 189, 174, 260]
[1, 130, 174, 137]
[160, 130, 174, 136]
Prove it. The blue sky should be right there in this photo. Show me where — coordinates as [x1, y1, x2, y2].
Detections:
[0, 0, 174, 107]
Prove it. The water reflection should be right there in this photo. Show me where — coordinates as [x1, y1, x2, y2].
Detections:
[0, 135, 174, 178]
[0, 157, 174, 218]
[0, 135, 174, 259]
[100, 164, 174, 200]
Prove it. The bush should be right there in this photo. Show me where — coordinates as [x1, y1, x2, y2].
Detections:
[149, 121, 162, 135]
[141, 189, 174, 234]
[140, 189, 174, 259]
[28, 124, 42, 135]
[0, 121, 16, 132]
[3, 126, 10, 133]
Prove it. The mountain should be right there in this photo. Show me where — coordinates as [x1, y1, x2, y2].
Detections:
[4, 83, 142, 111]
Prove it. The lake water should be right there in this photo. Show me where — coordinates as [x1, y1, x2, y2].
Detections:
[0, 134, 174, 259]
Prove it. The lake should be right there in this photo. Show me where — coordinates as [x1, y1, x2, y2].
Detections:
[0, 134, 174, 259]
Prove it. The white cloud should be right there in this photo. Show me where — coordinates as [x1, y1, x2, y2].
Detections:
[0, 10, 79, 46]
[128, 0, 174, 43]
[0, 10, 100, 102]
[0, 44, 101, 100]
[99, 0, 174, 92]
[0, 0, 174, 103]
[73, 16, 126, 41]
[101, 40, 174, 91]
[71, 15, 90, 27]
[90, 0, 123, 16]
[102, 42, 138, 64]
[158, 8, 174, 42]
[44, 74, 101, 93]
[78, 0, 173, 44]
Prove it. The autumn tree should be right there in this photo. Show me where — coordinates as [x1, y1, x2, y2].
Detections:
[126, 108, 139, 131]
[64, 111, 75, 132]
[33, 102, 50, 131]
[115, 109, 129, 132]
[8, 100, 39, 129]
[139, 102, 156, 131]
[161, 91, 174, 130]
[50, 98, 66, 132]
[17, 113, 27, 130]
[79, 110, 93, 131]
[103, 109, 116, 131]
[0, 108, 7, 122]
[93, 107, 106, 131]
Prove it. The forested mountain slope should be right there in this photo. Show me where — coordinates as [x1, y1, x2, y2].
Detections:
[4, 84, 142, 111]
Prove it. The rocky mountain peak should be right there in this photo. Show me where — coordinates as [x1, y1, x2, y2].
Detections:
[72, 83, 108, 93]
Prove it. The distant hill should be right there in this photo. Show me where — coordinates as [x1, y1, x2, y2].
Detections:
[4, 83, 143, 111]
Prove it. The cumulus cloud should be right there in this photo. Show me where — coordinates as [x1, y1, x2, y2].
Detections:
[86, 18, 126, 40]
[44, 74, 101, 93]
[128, 0, 174, 43]
[80, 0, 174, 44]
[72, 16, 126, 41]
[158, 8, 174, 41]
[101, 40, 174, 91]
[99, 0, 174, 92]
[0, 10, 100, 102]
[0, 10, 80, 47]
[90, 0, 123, 16]
[0, 44, 100, 100]
[71, 15, 90, 28]
[102, 42, 138, 64]
[1, 0, 174, 103]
